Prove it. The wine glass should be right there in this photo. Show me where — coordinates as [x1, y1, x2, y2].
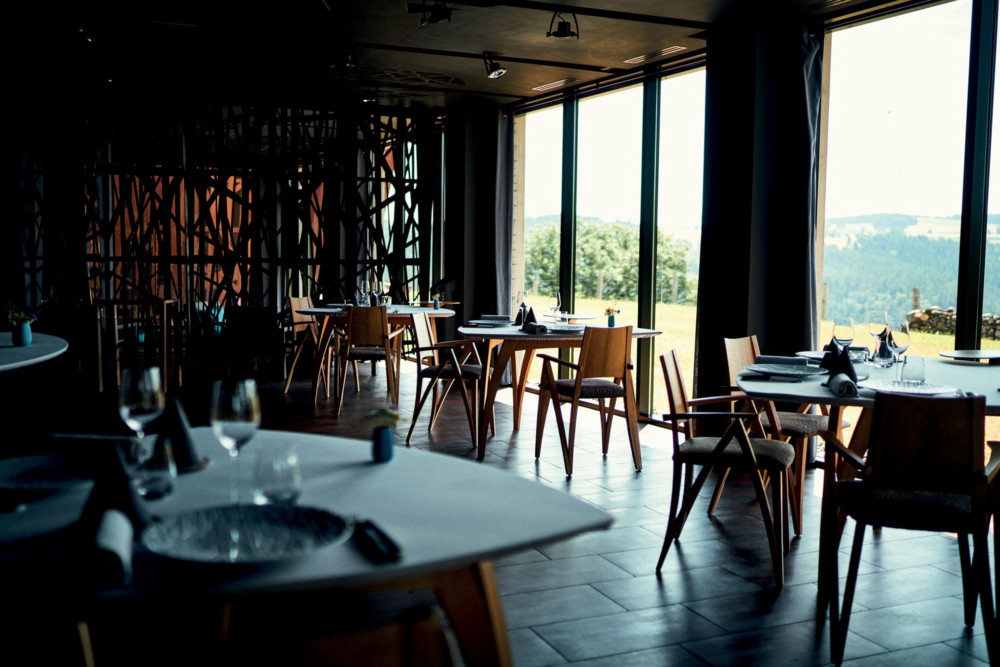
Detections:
[867, 311, 888, 364]
[210, 378, 262, 505]
[887, 320, 910, 362]
[548, 291, 562, 321]
[832, 317, 854, 349]
[119, 368, 169, 497]
[358, 279, 371, 305]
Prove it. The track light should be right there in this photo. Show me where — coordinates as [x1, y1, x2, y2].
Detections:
[421, 2, 452, 25]
[483, 54, 507, 79]
[546, 12, 579, 39]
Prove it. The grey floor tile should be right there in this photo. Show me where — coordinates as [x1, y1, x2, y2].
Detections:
[847, 596, 991, 653]
[843, 643, 989, 666]
[501, 585, 625, 629]
[507, 628, 568, 667]
[683, 581, 830, 633]
[535, 526, 665, 560]
[592, 568, 761, 610]
[494, 555, 633, 595]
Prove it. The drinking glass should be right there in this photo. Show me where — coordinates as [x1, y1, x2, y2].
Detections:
[358, 279, 371, 305]
[887, 321, 910, 362]
[210, 378, 262, 505]
[867, 311, 888, 364]
[898, 356, 925, 383]
[548, 292, 561, 320]
[832, 318, 854, 349]
[253, 444, 302, 506]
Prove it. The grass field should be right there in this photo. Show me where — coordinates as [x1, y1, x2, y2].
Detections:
[523, 294, 1000, 441]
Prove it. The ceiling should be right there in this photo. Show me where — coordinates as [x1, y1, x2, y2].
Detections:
[19, 0, 916, 114]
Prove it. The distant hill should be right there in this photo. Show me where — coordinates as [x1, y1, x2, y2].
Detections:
[525, 215, 637, 231]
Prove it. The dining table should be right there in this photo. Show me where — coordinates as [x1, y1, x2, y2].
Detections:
[457, 324, 662, 460]
[737, 354, 1000, 603]
[0, 427, 612, 666]
[0, 332, 68, 372]
[297, 305, 456, 404]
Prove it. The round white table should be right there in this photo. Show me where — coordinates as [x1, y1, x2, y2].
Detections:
[0, 332, 68, 371]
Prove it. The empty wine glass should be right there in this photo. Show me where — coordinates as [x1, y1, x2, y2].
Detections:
[119, 368, 170, 498]
[832, 317, 854, 349]
[358, 279, 371, 305]
[548, 291, 562, 320]
[887, 321, 910, 362]
[210, 378, 262, 505]
[867, 311, 888, 364]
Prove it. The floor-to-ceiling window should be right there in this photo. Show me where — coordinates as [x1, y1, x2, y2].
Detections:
[654, 69, 705, 410]
[985, 27, 1000, 332]
[823, 0, 976, 358]
[574, 85, 643, 324]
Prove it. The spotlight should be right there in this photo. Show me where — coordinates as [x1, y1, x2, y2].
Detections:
[483, 54, 507, 79]
[421, 2, 452, 25]
[546, 12, 579, 39]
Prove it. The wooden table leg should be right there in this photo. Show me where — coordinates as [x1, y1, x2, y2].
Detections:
[431, 562, 512, 667]
[313, 317, 336, 406]
[511, 349, 535, 431]
[479, 342, 515, 460]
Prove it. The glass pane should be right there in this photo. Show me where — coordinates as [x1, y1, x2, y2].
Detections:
[519, 106, 563, 316]
[654, 70, 705, 411]
[823, 0, 971, 361]
[986, 24, 1000, 348]
[574, 85, 643, 327]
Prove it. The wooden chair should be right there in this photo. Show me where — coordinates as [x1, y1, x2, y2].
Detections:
[335, 306, 404, 416]
[283, 296, 330, 395]
[723, 335, 848, 536]
[405, 313, 489, 450]
[819, 393, 998, 665]
[535, 326, 641, 476]
[657, 350, 794, 589]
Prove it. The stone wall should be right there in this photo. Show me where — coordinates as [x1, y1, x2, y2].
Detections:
[906, 306, 1000, 340]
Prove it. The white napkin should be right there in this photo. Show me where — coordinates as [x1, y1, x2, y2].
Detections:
[94, 509, 134, 584]
[828, 373, 858, 397]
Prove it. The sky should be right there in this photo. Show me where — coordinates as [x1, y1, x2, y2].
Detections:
[523, 0, 999, 224]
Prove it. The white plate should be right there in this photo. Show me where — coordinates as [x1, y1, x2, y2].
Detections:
[141, 505, 353, 564]
[550, 325, 585, 334]
[743, 364, 828, 378]
[859, 380, 960, 396]
[468, 319, 512, 328]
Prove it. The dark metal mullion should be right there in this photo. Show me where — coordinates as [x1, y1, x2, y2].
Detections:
[956, 0, 997, 349]
[636, 73, 660, 416]
[558, 94, 578, 375]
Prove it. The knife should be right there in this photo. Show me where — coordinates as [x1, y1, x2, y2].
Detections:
[352, 519, 401, 564]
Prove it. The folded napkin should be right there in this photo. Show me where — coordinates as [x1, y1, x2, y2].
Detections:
[89, 509, 133, 584]
[828, 372, 859, 397]
[755, 355, 806, 366]
[524, 322, 548, 335]
[156, 397, 205, 474]
[514, 303, 526, 326]
[821, 345, 858, 384]
[80, 442, 151, 536]
[521, 307, 538, 331]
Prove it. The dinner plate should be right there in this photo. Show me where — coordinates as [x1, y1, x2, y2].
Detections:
[743, 364, 828, 378]
[796, 350, 828, 362]
[550, 324, 585, 334]
[859, 380, 959, 396]
[141, 504, 353, 564]
[0, 455, 94, 490]
[468, 319, 513, 328]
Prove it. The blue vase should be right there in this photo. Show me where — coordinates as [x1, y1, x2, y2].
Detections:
[608, 315, 615, 328]
[11, 322, 32, 347]
[372, 426, 394, 462]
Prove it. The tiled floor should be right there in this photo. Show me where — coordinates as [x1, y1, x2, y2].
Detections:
[270, 360, 996, 666]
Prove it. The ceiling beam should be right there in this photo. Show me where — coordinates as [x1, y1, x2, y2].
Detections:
[449, 0, 712, 31]
[351, 41, 626, 74]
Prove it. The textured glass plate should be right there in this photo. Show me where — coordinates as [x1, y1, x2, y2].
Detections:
[743, 364, 828, 377]
[142, 505, 352, 564]
[550, 324, 585, 334]
[0, 455, 94, 489]
[468, 319, 512, 327]
[859, 380, 959, 396]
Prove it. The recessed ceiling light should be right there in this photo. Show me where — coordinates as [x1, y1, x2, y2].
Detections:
[531, 78, 578, 92]
[623, 46, 686, 65]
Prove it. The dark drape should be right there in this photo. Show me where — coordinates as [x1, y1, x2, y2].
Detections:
[695, 5, 823, 397]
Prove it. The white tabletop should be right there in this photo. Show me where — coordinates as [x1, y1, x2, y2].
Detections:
[458, 324, 661, 341]
[0, 333, 68, 371]
[92, 428, 612, 595]
[737, 356, 1000, 415]
[299, 306, 455, 317]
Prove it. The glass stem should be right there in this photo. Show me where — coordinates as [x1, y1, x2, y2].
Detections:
[230, 449, 240, 505]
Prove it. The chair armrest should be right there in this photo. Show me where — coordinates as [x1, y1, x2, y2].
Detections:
[664, 411, 763, 421]
[537, 354, 580, 371]
[418, 339, 483, 350]
[819, 430, 865, 471]
[387, 328, 406, 340]
[688, 394, 748, 407]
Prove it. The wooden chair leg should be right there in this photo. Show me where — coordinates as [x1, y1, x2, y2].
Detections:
[657, 459, 717, 572]
[973, 527, 997, 664]
[707, 468, 731, 516]
[832, 522, 867, 665]
[406, 374, 430, 445]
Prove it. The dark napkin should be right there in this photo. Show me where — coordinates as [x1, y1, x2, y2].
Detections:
[521, 307, 538, 331]
[524, 322, 548, 335]
[79, 442, 151, 537]
[819, 337, 841, 372]
[755, 355, 806, 366]
[155, 397, 207, 474]
[514, 302, 526, 326]
[822, 345, 858, 384]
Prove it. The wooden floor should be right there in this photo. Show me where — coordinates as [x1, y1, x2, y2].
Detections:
[269, 360, 995, 666]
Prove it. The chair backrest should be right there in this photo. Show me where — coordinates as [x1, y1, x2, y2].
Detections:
[410, 312, 436, 364]
[288, 296, 315, 329]
[865, 392, 985, 495]
[723, 335, 761, 386]
[660, 350, 693, 439]
[577, 326, 632, 380]
[345, 306, 389, 347]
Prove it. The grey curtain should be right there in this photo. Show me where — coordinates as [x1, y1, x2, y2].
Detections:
[695, 5, 823, 397]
